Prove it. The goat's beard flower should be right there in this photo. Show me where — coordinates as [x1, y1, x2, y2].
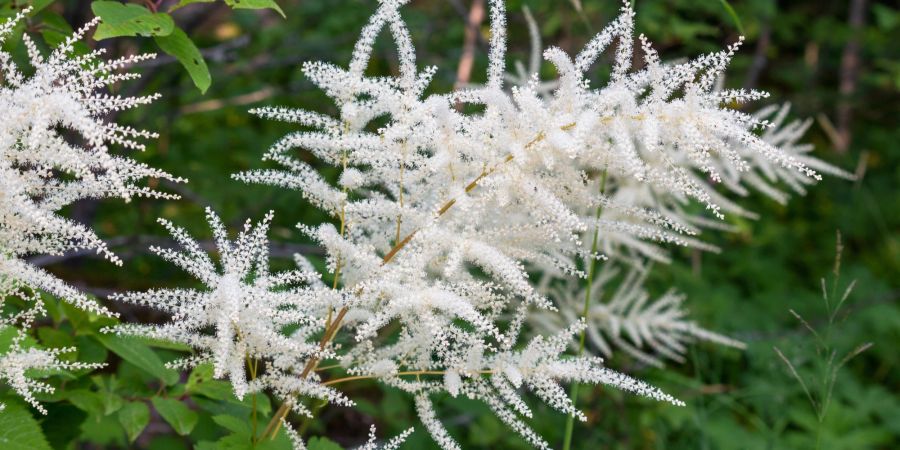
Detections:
[0, 9, 178, 413]
[106, 209, 354, 413]
[109, 0, 842, 448]
[0, 9, 180, 313]
[0, 295, 105, 414]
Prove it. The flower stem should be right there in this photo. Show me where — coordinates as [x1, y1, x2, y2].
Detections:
[562, 170, 607, 450]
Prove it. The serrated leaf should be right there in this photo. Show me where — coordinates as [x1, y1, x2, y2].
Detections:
[91, 1, 174, 40]
[151, 397, 198, 436]
[154, 27, 211, 93]
[224, 0, 285, 18]
[0, 402, 53, 450]
[117, 402, 150, 443]
[96, 335, 179, 385]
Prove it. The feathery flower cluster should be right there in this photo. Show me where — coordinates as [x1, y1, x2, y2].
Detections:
[0, 10, 178, 307]
[0, 10, 175, 412]
[103, 0, 840, 448]
[107, 209, 356, 415]
[535, 262, 744, 367]
[233, 0, 786, 447]
[505, 22, 851, 364]
[0, 299, 104, 414]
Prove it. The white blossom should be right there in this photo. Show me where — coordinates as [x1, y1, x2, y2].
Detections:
[536, 262, 745, 367]
[0, 300, 104, 414]
[106, 209, 332, 402]
[223, 0, 845, 446]
[355, 425, 415, 450]
[0, 9, 176, 412]
[0, 10, 180, 311]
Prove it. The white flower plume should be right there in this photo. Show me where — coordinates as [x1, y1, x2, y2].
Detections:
[0, 298, 104, 414]
[1, 9, 179, 413]
[228, 1, 785, 447]
[536, 262, 745, 368]
[0, 10, 182, 315]
[106, 208, 337, 403]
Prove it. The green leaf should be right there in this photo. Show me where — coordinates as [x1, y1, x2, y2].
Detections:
[151, 397, 198, 436]
[136, 336, 193, 352]
[170, 0, 215, 12]
[117, 402, 150, 443]
[154, 27, 211, 93]
[39, 296, 62, 325]
[91, 1, 174, 40]
[102, 393, 125, 416]
[257, 429, 295, 450]
[79, 411, 126, 447]
[190, 379, 233, 400]
[59, 300, 88, 330]
[37, 327, 74, 349]
[75, 335, 108, 365]
[186, 363, 215, 392]
[66, 390, 106, 417]
[216, 432, 254, 450]
[3, 0, 56, 17]
[96, 335, 179, 385]
[40, 403, 88, 449]
[716, 0, 745, 35]
[224, 0, 285, 18]
[214, 427, 293, 450]
[307, 436, 344, 450]
[0, 401, 53, 450]
[212, 414, 251, 435]
[0, 326, 18, 353]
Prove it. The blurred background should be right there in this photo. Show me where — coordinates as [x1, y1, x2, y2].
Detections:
[22, 0, 900, 448]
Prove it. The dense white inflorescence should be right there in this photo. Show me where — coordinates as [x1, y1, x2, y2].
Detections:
[0, 300, 104, 414]
[106, 209, 353, 413]
[232, 0, 827, 447]
[0, 10, 176, 412]
[482, 2, 851, 366]
[0, 10, 178, 309]
[0, 0, 845, 445]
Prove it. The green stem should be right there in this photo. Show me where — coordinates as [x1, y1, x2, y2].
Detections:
[562, 170, 608, 450]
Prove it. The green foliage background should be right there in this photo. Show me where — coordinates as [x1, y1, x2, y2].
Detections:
[1, 0, 897, 448]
